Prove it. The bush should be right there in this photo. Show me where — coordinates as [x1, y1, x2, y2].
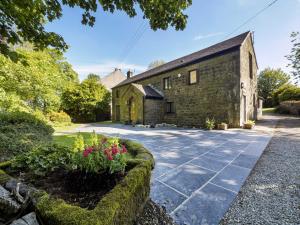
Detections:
[12, 144, 73, 176]
[272, 84, 298, 105]
[47, 111, 71, 124]
[0, 111, 54, 161]
[205, 118, 215, 130]
[278, 86, 300, 103]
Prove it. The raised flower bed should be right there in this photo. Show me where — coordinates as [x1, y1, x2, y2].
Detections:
[0, 134, 154, 225]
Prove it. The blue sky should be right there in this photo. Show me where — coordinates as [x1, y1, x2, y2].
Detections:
[46, 0, 300, 80]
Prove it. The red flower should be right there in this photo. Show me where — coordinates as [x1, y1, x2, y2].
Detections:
[83, 150, 89, 157]
[107, 155, 113, 161]
[121, 145, 127, 153]
[111, 146, 119, 155]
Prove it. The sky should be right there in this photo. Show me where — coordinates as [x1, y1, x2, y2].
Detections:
[45, 0, 300, 80]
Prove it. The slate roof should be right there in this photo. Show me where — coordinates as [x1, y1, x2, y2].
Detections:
[113, 31, 250, 88]
[100, 69, 126, 91]
[132, 84, 163, 99]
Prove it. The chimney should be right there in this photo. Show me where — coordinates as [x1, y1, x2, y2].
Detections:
[127, 70, 133, 79]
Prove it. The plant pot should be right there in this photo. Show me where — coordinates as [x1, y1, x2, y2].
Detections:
[217, 124, 228, 130]
[243, 124, 254, 129]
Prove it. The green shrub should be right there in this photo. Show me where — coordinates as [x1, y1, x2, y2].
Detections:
[47, 111, 71, 124]
[11, 144, 73, 176]
[205, 117, 215, 130]
[278, 86, 300, 103]
[0, 111, 54, 162]
[272, 84, 297, 105]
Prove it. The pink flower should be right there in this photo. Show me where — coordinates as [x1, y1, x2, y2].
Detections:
[111, 146, 119, 155]
[107, 155, 113, 161]
[121, 145, 127, 153]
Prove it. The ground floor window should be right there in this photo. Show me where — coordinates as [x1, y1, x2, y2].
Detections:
[166, 102, 175, 114]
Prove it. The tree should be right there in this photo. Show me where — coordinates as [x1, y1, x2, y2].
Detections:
[286, 32, 300, 84]
[87, 73, 101, 82]
[0, 48, 79, 112]
[0, 0, 192, 60]
[148, 60, 166, 69]
[62, 77, 111, 122]
[258, 68, 290, 105]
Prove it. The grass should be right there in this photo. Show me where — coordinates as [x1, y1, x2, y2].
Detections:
[262, 107, 276, 114]
[52, 122, 80, 133]
[53, 132, 104, 148]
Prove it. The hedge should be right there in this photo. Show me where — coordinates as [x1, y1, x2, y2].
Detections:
[0, 139, 154, 225]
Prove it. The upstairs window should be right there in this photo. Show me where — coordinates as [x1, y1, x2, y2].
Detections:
[163, 77, 171, 90]
[116, 90, 120, 98]
[189, 70, 198, 84]
[166, 102, 175, 114]
[249, 53, 253, 79]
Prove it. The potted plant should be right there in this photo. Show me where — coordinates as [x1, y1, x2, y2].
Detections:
[244, 120, 255, 129]
[205, 118, 215, 130]
[217, 122, 228, 130]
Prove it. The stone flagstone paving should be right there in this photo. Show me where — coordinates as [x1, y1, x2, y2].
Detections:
[74, 124, 273, 225]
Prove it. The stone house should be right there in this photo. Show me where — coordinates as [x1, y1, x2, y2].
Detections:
[111, 31, 258, 127]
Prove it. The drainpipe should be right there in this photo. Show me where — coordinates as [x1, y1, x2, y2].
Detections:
[142, 96, 145, 125]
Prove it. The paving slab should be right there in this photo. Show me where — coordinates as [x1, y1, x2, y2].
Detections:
[210, 165, 251, 193]
[172, 183, 236, 225]
[159, 164, 216, 196]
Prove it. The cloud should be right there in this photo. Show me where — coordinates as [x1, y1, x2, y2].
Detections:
[73, 61, 147, 80]
[194, 32, 224, 41]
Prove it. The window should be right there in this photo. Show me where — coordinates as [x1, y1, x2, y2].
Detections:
[166, 102, 175, 114]
[163, 77, 171, 90]
[189, 70, 198, 84]
[249, 53, 253, 79]
[116, 90, 120, 98]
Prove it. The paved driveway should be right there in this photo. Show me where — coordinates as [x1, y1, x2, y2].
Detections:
[73, 122, 273, 225]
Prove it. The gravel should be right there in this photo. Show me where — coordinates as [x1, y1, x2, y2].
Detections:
[135, 199, 177, 225]
[220, 116, 300, 225]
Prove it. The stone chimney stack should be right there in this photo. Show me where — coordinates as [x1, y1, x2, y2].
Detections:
[127, 70, 133, 79]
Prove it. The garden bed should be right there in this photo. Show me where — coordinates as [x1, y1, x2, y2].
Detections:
[0, 137, 154, 225]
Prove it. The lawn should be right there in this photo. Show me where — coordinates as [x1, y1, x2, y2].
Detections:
[52, 122, 80, 133]
[262, 108, 276, 114]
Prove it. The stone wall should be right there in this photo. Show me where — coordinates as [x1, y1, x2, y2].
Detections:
[144, 99, 164, 125]
[240, 34, 258, 124]
[113, 36, 258, 128]
[278, 101, 300, 116]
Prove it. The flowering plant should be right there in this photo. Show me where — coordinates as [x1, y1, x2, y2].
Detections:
[70, 132, 128, 174]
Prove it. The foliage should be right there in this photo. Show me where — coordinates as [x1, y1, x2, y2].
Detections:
[62, 76, 111, 122]
[286, 32, 300, 84]
[47, 111, 71, 124]
[0, 49, 79, 113]
[0, 111, 54, 161]
[72, 133, 85, 153]
[245, 120, 255, 125]
[70, 135, 127, 174]
[0, 0, 191, 61]
[11, 144, 73, 176]
[258, 68, 290, 106]
[205, 118, 215, 130]
[273, 84, 300, 105]
[278, 86, 300, 102]
[148, 60, 166, 69]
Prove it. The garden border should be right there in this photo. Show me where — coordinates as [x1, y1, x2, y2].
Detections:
[0, 139, 154, 225]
